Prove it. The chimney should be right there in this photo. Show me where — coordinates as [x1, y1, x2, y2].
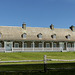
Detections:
[50, 24, 54, 30]
[22, 22, 26, 29]
[70, 25, 75, 31]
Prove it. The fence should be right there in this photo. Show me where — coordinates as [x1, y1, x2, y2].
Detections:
[0, 55, 75, 72]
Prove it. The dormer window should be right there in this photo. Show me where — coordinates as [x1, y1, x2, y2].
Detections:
[53, 34, 56, 39]
[23, 33, 27, 39]
[67, 34, 71, 40]
[37, 33, 42, 39]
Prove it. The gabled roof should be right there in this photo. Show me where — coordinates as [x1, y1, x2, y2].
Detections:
[0, 26, 75, 41]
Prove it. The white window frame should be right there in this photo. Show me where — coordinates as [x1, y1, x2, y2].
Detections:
[14, 43, 19, 48]
[53, 34, 56, 39]
[53, 43, 57, 47]
[67, 35, 70, 40]
[39, 34, 42, 39]
[23, 33, 26, 39]
[0, 43, 2, 48]
[67, 43, 71, 47]
[39, 43, 42, 48]
[46, 43, 50, 48]
[24, 43, 27, 48]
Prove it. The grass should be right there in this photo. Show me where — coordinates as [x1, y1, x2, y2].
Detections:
[0, 52, 75, 74]
[0, 52, 75, 64]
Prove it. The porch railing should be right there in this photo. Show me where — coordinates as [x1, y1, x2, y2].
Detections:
[0, 47, 75, 52]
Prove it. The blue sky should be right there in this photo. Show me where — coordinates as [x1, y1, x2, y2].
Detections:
[0, 0, 75, 28]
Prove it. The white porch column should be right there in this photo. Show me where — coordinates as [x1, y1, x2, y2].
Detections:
[66, 42, 68, 51]
[74, 42, 75, 51]
[33, 41, 35, 51]
[42, 41, 44, 51]
[52, 42, 53, 51]
[22, 41, 24, 51]
[4, 41, 6, 52]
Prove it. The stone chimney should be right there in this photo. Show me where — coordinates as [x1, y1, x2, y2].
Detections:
[70, 25, 75, 31]
[22, 22, 26, 29]
[50, 24, 54, 30]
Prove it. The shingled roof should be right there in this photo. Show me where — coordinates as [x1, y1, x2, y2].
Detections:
[0, 26, 75, 41]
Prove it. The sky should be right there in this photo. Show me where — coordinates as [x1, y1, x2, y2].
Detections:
[0, 0, 75, 28]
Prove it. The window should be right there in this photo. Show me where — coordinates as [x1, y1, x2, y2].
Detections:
[46, 43, 50, 48]
[24, 43, 27, 48]
[53, 43, 56, 47]
[53, 34, 56, 39]
[72, 43, 74, 47]
[38, 33, 42, 39]
[31, 43, 33, 48]
[39, 43, 42, 48]
[14, 43, 19, 48]
[23, 33, 26, 39]
[0, 43, 2, 48]
[67, 43, 71, 47]
[67, 35, 70, 40]
[31, 43, 35, 48]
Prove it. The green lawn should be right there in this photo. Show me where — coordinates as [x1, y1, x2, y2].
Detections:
[0, 52, 75, 64]
[0, 52, 75, 75]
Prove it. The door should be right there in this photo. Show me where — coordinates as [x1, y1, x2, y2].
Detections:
[6, 42, 12, 51]
[59, 42, 65, 50]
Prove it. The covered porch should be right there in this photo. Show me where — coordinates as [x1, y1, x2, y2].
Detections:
[0, 41, 75, 52]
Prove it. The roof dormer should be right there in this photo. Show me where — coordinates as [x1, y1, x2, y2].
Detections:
[37, 33, 42, 39]
[51, 34, 56, 39]
[70, 25, 75, 31]
[66, 34, 71, 40]
[22, 33, 27, 39]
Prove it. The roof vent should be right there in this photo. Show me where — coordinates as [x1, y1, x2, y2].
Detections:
[50, 24, 54, 30]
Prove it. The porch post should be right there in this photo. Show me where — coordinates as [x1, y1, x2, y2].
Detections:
[66, 42, 68, 51]
[42, 41, 44, 51]
[4, 41, 6, 52]
[52, 42, 53, 51]
[33, 41, 35, 51]
[22, 41, 24, 51]
[74, 42, 75, 51]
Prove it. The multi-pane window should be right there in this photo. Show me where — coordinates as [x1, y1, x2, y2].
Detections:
[24, 43, 27, 48]
[67, 43, 71, 47]
[53, 34, 56, 39]
[53, 43, 57, 47]
[39, 43, 42, 48]
[14, 43, 19, 48]
[38, 33, 42, 39]
[23, 33, 26, 39]
[31, 43, 35, 48]
[46, 43, 50, 48]
[72, 43, 74, 47]
[67, 35, 70, 40]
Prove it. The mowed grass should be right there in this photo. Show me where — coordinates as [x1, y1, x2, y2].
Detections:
[0, 52, 75, 64]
